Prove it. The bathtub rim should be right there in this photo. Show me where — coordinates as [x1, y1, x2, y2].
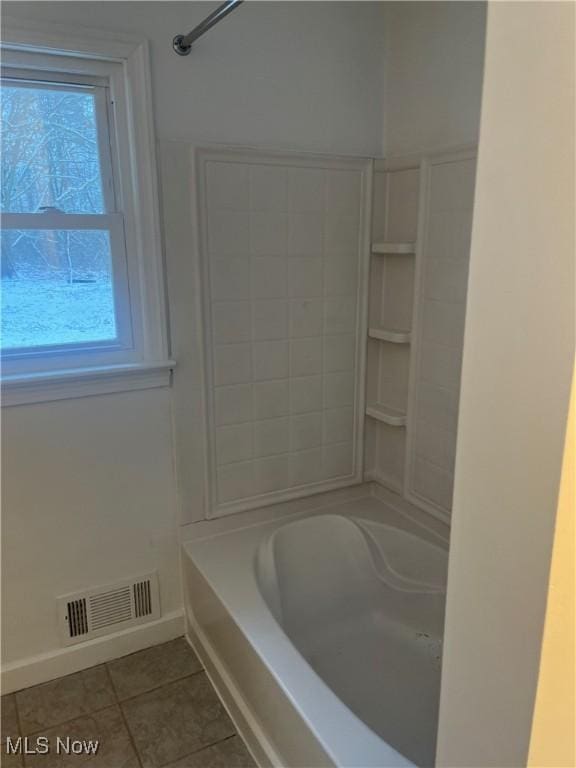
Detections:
[180, 482, 450, 549]
[181, 485, 449, 767]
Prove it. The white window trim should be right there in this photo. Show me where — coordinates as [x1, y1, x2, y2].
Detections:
[1, 17, 174, 406]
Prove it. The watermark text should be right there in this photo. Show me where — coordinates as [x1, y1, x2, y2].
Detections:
[5, 736, 99, 756]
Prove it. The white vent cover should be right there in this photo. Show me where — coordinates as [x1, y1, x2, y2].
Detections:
[57, 572, 160, 646]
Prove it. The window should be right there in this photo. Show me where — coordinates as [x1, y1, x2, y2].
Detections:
[1, 74, 131, 354]
[0, 30, 171, 404]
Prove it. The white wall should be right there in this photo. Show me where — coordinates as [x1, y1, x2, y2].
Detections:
[3, 1, 387, 155]
[1, 390, 180, 664]
[436, 2, 575, 765]
[1, 1, 387, 681]
[384, 1, 486, 156]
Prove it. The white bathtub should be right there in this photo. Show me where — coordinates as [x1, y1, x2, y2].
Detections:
[182, 488, 448, 768]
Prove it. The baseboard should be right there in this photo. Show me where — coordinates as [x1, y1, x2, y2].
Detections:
[184, 620, 281, 768]
[1, 609, 184, 694]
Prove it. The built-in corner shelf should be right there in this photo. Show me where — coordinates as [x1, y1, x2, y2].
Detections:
[368, 327, 411, 344]
[366, 403, 407, 427]
[371, 242, 416, 255]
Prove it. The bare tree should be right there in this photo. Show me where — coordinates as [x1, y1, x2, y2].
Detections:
[2, 85, 107, 282]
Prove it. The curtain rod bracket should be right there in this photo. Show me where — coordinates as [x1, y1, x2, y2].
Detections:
[173, 35, 192, 56]
[173, 0, 244, 56]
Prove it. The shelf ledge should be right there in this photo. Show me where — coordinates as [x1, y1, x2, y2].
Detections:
[366, 403, 407, 427]
[368, 327, 411, 344]
[371, 242, 416, 255]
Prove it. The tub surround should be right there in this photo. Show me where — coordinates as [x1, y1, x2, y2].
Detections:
[192, 143, 477, 532]
[366, 148, 477, 521]
[181, 141, 475, 768]
[195, 148, 371, 518]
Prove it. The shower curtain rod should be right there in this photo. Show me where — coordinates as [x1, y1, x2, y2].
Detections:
[173, 0, 244, 55]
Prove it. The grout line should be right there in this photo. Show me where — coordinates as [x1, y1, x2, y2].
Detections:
[8, 659, 112, 697]
[103, 663, 120, 704]
[8, 637, 182, 698]
[112, 669, 205, 707]
[22, 703, 121, 739]
[18, 675, 213, 764]
[320, 171, 327, 453]
[105, 665, 144, 768]
[19, 669, 206, 739]
[216, 436, 353, 469]
[156, 734, 239, 768]
[12, 693, 24, 738]
[5, 693, 24, 767]
[105, 636, 180, 665]
[213, 330, 353, 352]
[247, 207, 256, 487]
[15, 640, 201, 738]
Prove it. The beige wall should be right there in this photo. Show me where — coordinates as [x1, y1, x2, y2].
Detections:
[436, 2, 575, 765]
[528, 374, 575, 767]
[384, 1, 486, 156]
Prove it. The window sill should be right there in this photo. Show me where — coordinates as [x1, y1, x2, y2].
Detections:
[1, 361, 176, 407]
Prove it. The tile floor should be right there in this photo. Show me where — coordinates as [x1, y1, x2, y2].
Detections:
[1, 638, 256, 768]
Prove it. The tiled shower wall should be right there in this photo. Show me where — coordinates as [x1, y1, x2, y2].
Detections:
[408, 156, 476, 513]
[198, 152, 369, 515]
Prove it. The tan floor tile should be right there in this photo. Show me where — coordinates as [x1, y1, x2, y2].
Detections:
[163, 736, 255, 768]
[1, 695, 23, 767]
[121, 674, 234, 768]
[1, 740, 24, 768]
[22, 706, 138, 768]
[1, 695, 19, 737]
[16, 666, 116, 735]
[2, 740, 23, 767]
[108, 638, 202, 701]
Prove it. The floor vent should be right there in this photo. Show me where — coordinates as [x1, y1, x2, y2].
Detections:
[58, 572, 160, 646]
[133, 579, 152, 618]
[67, 598, 89, 638]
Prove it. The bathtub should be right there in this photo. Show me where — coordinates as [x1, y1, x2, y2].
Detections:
[182, 488, 448, 768]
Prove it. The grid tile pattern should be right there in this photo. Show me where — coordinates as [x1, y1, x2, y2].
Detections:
[203, 159, 364, 508]
[411, 157, 476, 512]
[0, 638, 255, 768]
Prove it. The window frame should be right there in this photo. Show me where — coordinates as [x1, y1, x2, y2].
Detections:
[1, 212, 134, 359]
[0, 21, 173, 405]
[1, 72, 134, 362]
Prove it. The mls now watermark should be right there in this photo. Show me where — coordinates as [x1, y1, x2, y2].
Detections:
[5, 736, 100, 756]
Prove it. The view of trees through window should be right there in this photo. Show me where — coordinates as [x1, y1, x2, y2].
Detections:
[2, 84, 105, 214]
[1, 82, 117, 350]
